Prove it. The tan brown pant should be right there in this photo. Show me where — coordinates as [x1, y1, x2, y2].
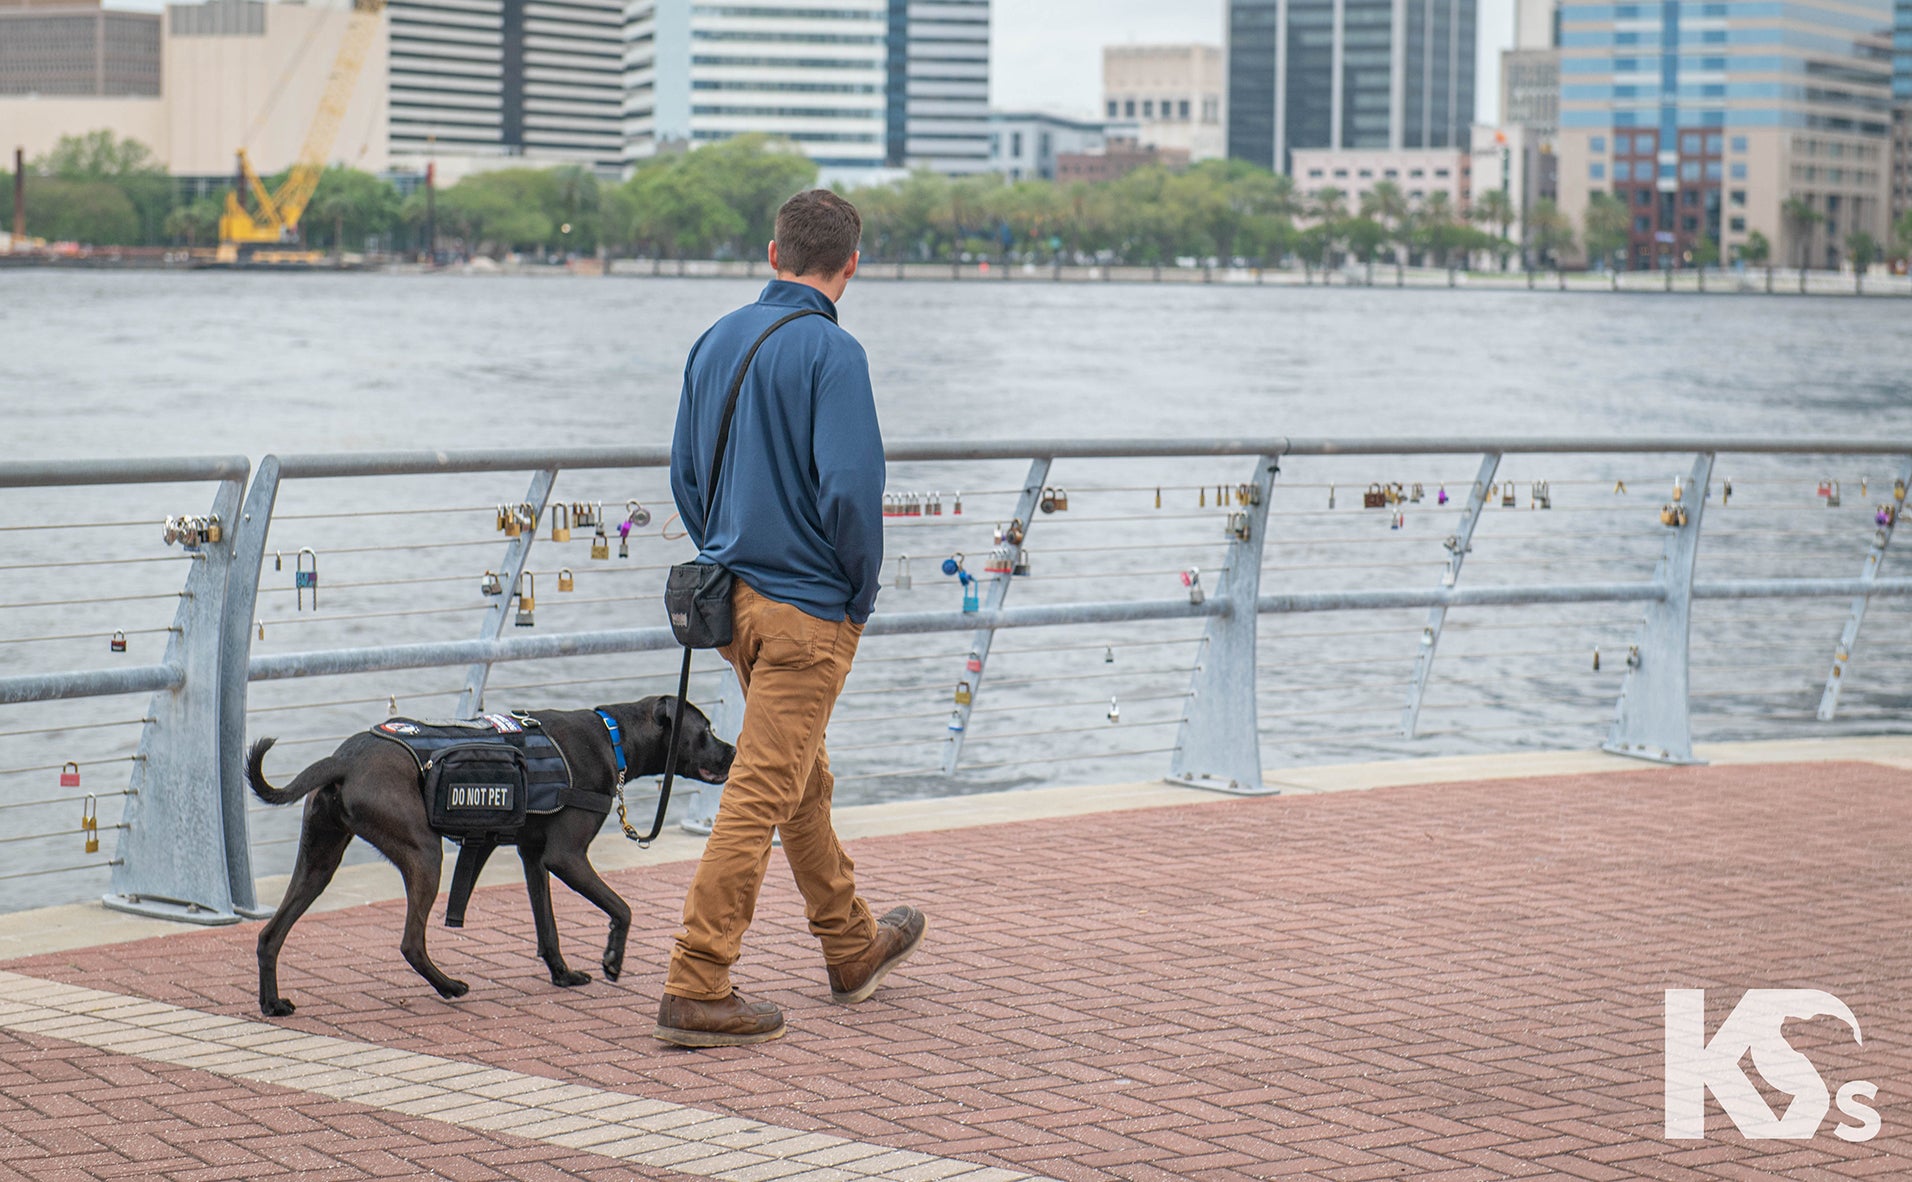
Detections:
[665, 581, 876, 1000]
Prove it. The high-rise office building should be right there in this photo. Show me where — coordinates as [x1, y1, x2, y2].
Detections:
[1554, 0, 1894, 270]
[388, 0, 623, 173]
[625, 0, 986, 178]
[0, 0, 161, 97]
[1226, 0, 1476, 174]
[888, 0, 989, 173]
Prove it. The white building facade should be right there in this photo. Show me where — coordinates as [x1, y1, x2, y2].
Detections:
[624, 0, 890, 174]
[388, 0, 623, 174]
[1102, 44, 1224, 162]
[987, 110, 1106, 181]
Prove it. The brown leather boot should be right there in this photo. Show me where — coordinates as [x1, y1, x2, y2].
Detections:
[827, 905, 927, 1004]
[654, 991, 785, 1047]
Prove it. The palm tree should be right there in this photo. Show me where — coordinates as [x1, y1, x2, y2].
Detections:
[1781, 196, 1822, 281]
[1472, 188, 1516, 271]
[1738, 229, 1772, 291]
[1847, 230, 1878, 294]
[1362, 180, 1410, 283]
[1527, 199, 1574, 272]
[1582, 192, 1630, 275]
[1309, 185, 1348, 278]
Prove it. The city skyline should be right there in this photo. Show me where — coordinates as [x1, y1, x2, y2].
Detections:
[98, 0, 1521, 126]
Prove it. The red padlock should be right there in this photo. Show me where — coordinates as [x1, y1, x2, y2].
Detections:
[59, 761, 80, 789]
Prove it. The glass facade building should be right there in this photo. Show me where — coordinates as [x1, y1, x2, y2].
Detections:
[626, 0, 987, 177]
[1554, 0, 1894, 269]
[1227, 0, 1476, 172]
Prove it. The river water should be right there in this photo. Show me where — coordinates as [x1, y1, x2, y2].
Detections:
[2, 269, 1910, 912]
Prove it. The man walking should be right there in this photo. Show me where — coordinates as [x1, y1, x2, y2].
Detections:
[657, 189, 926, 1047]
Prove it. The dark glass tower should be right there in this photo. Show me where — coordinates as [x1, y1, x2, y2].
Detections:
[1228, 0, 1476, 172]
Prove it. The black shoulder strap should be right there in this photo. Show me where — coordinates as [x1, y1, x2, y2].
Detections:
[703, 308, 829, 524]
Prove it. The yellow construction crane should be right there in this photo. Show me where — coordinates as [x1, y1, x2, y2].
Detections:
[217, 0, 386, 264]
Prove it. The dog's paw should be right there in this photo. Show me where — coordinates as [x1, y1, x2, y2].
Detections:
[262, 997, 296, 1018]
[436, 978, 470, 1000]
[601, 957, 621, 982]
[552, 969, 592, 988]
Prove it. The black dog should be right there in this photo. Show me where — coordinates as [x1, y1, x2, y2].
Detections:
[246, 696, 734, 1017]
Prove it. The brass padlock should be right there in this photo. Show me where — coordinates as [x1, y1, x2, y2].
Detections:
[1672, 476, 1684, 502]
[495, 504, 509, 532]
[550, 502, 571, 543]
[518, 502, 537, 537]
[591, 524, 609, 560]
[1054, 487, 1069, 511]
[481, 569, 502, 596]
[515, 573, 536, 627]
[205, 515, 222, 544]
[504, 507, 521, 537]
[558, 567, 575, 592]
[1363, 483, 1386, 509]
[1896, 479, 1908, 503]
[1501, 482, 1516, 508]
[954, 680, 972, 706]
[1383, 483, 1401, 506]
[1659, 503, 1688, 528]
[1039, 487, 1057, 514]
[82, 794, 98, 854]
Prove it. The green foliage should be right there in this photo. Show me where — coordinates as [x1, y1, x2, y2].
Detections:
[34, 130, 171, 243]
[1527, 198, 1575, 266]
[1895, 209, 1912, 260]
[303, 166, 403, 250]
[1846, 230, 1878, 271]
[1690, 235, 1719, 267]
[1582, 192, 1630, 269]
[621, 135, 816, 258]
[21, 178, 142, 245]
[1737, 229, 1771, 266]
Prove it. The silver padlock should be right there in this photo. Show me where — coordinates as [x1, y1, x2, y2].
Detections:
[895, 554, 912, 590]
[515, 573, 536, 627]
[1013, 549, 1030, 577]
[1181, 567, 1204, 606]
[481, 570, 502, 596]
[627, 500, 652, 529]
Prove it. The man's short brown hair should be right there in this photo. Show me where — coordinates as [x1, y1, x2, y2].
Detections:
[774, 189, 862, 278]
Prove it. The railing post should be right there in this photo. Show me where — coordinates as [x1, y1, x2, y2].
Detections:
[1169, 454, 1279, 795]
[1401, 452, 1501, 736]
[940, 457, 1052, 774]
[1604, 451, 1714, 764]
[216, 456, 281, 918]
[1818, 456, 1912, 719]
[680, 663, 743, 835]
[106, 471, 251, 925]
[458, 469, 556, 716]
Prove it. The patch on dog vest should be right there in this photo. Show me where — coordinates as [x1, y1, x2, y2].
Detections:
[370, 715, 605, 838]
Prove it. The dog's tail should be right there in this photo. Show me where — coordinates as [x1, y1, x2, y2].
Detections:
[247, 738, 347, 807]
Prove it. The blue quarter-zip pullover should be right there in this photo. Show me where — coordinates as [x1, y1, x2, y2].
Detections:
[670, 281, 886, 624]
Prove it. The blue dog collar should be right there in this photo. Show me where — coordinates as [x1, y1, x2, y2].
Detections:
[595, 710, 627, 778]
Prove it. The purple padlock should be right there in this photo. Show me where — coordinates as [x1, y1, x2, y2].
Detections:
[618, 519, 633, 539]
[1879, 506, 1896, 527]
[1436, 484, 1449, 505]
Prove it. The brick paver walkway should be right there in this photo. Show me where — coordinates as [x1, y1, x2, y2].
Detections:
[3, 760, 1909, 1180]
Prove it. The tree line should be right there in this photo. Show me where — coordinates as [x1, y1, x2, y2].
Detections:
[9, 130, 1912, 271]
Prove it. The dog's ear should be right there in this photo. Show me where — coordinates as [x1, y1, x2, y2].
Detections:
[652, 696, 675, 732]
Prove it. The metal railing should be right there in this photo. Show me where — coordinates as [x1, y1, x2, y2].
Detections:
[1, 436, 1907, 924]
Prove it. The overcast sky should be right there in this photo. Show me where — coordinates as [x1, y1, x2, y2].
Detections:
[993, 0, 1517, 126]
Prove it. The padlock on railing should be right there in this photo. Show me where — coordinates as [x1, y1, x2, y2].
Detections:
[1877, 504, 1897, 528]
[82, 794, 98, 854]
[558, 567, 575, 592]
[1501, 481, 1517, 508]
[1436, 483, 1448, 505]
[966, 650, 982, 673]
[1053, 487, 1070, 511]
[617, 518, 633, 559]
[1532, 481, 1551, 509]
[1013, 549, 1030, 577]
[481, 569, 502, 596]
[1626, 644, 1642, 670]
[1107, 697, 1120, 724]
[1659, 503, 1688, 528]
[1226, 511, 1251, 541]
[941, 552, 965, 578]
[1410, 482, 1424, 504]
[929, 492, 942, 517]
[1363, 483, 1386, 509]
[515, 573, 536, 627]
[550, 502, 571, 543]
[295, 548, 319, 610]
[1040, 486, 1057, 514]
[894, 554, 912, 590]
[1390, 510, 1404, 531]
[1104, 646, 1115, 664]
[1671, 476, 1684, 503]
[517, 502, 538, 537]
[503, 505, 522, 538]
[954, 680, 972, 706]
[1592, 647, 1601, 671]
[1181, 567, 1204, 606]
[109, 630, 127, 653]
[627, 500, 651, 529]
[985, 547, 1010, 575]
[953, 490, 963, 516]
[883, 493, 898, 518]
[947, 710, 965, 734]
[1005, 518, 1026, 546]
[591, 522, 610, 560]
[961, 573, 979, 613]
[60, 761, 80, 790]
